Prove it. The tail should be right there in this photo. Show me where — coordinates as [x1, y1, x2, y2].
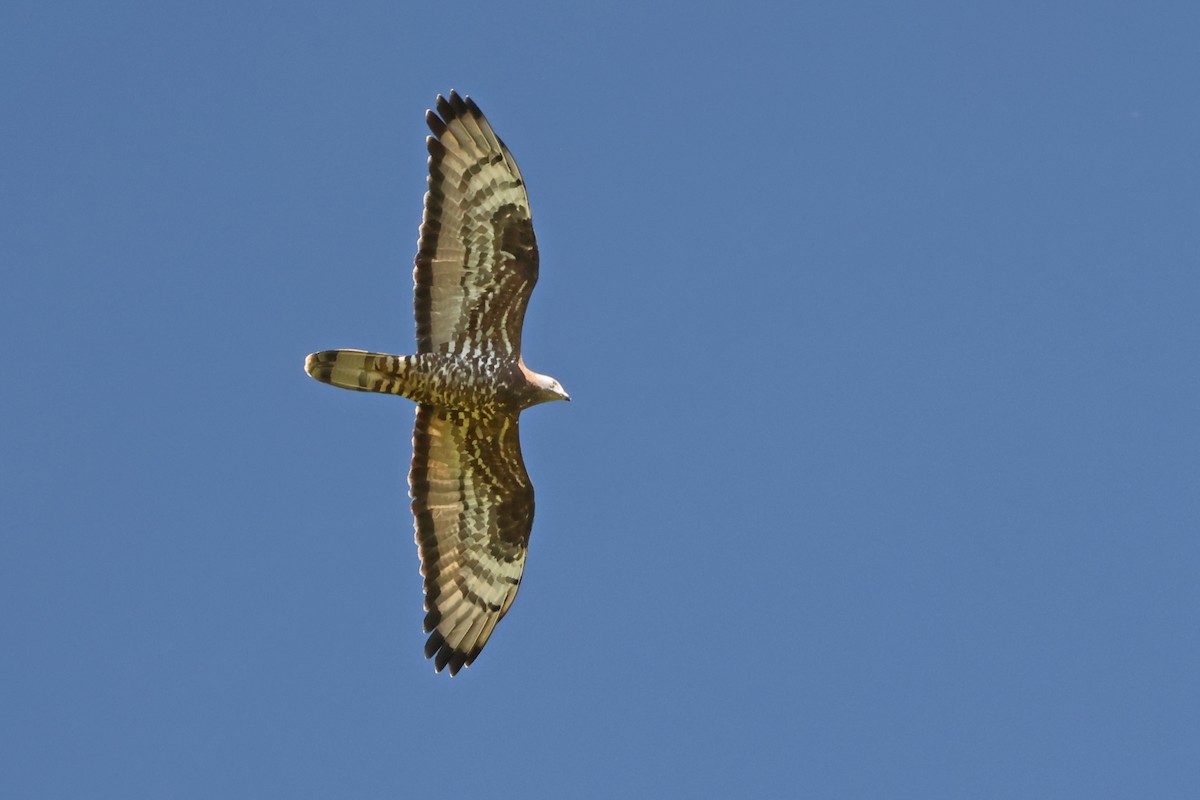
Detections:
[304, 349, 413, 395]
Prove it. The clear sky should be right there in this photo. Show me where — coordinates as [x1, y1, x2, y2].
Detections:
[3, 1, 1199, 797]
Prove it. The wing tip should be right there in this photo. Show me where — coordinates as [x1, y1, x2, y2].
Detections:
[425, 109, 446, 139]
[424, 629, 476, 676]
[428, 89, 485, 134]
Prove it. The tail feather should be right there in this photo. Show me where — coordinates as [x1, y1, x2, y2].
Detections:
[304, 349, 411, 394]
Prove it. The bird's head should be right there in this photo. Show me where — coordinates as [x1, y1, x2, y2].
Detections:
[521, 362, 570, 405]
[534, 374, 570, 405]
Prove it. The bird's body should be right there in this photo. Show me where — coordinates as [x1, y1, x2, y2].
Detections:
[304, 351, 561, 415]
[304, 92, 567, 675]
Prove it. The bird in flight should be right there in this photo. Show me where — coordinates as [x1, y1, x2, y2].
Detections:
[304, 92, 569, 675]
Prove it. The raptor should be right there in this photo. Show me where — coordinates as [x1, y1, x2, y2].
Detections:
[304, 92, 568, 675]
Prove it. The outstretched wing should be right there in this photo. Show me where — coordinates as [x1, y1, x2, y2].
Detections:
[410, 405, 534, 674]
[414, 91, 539, 358]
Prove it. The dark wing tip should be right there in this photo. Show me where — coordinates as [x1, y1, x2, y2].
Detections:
[435, 93, 455, 125]
[431, 90, 484, 126]
[424, 629, 444, 659]
[446, 90, 475, 120]
[463, 95, 485, 121]
[425, 109, 446, 138]
[424, 629, 474, 676]
[422, 606, 442, 631]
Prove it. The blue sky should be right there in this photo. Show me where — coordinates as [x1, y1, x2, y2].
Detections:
[3, 1, 1199, 797]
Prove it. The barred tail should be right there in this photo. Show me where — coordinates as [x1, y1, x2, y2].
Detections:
[304, 349, 414, 395]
